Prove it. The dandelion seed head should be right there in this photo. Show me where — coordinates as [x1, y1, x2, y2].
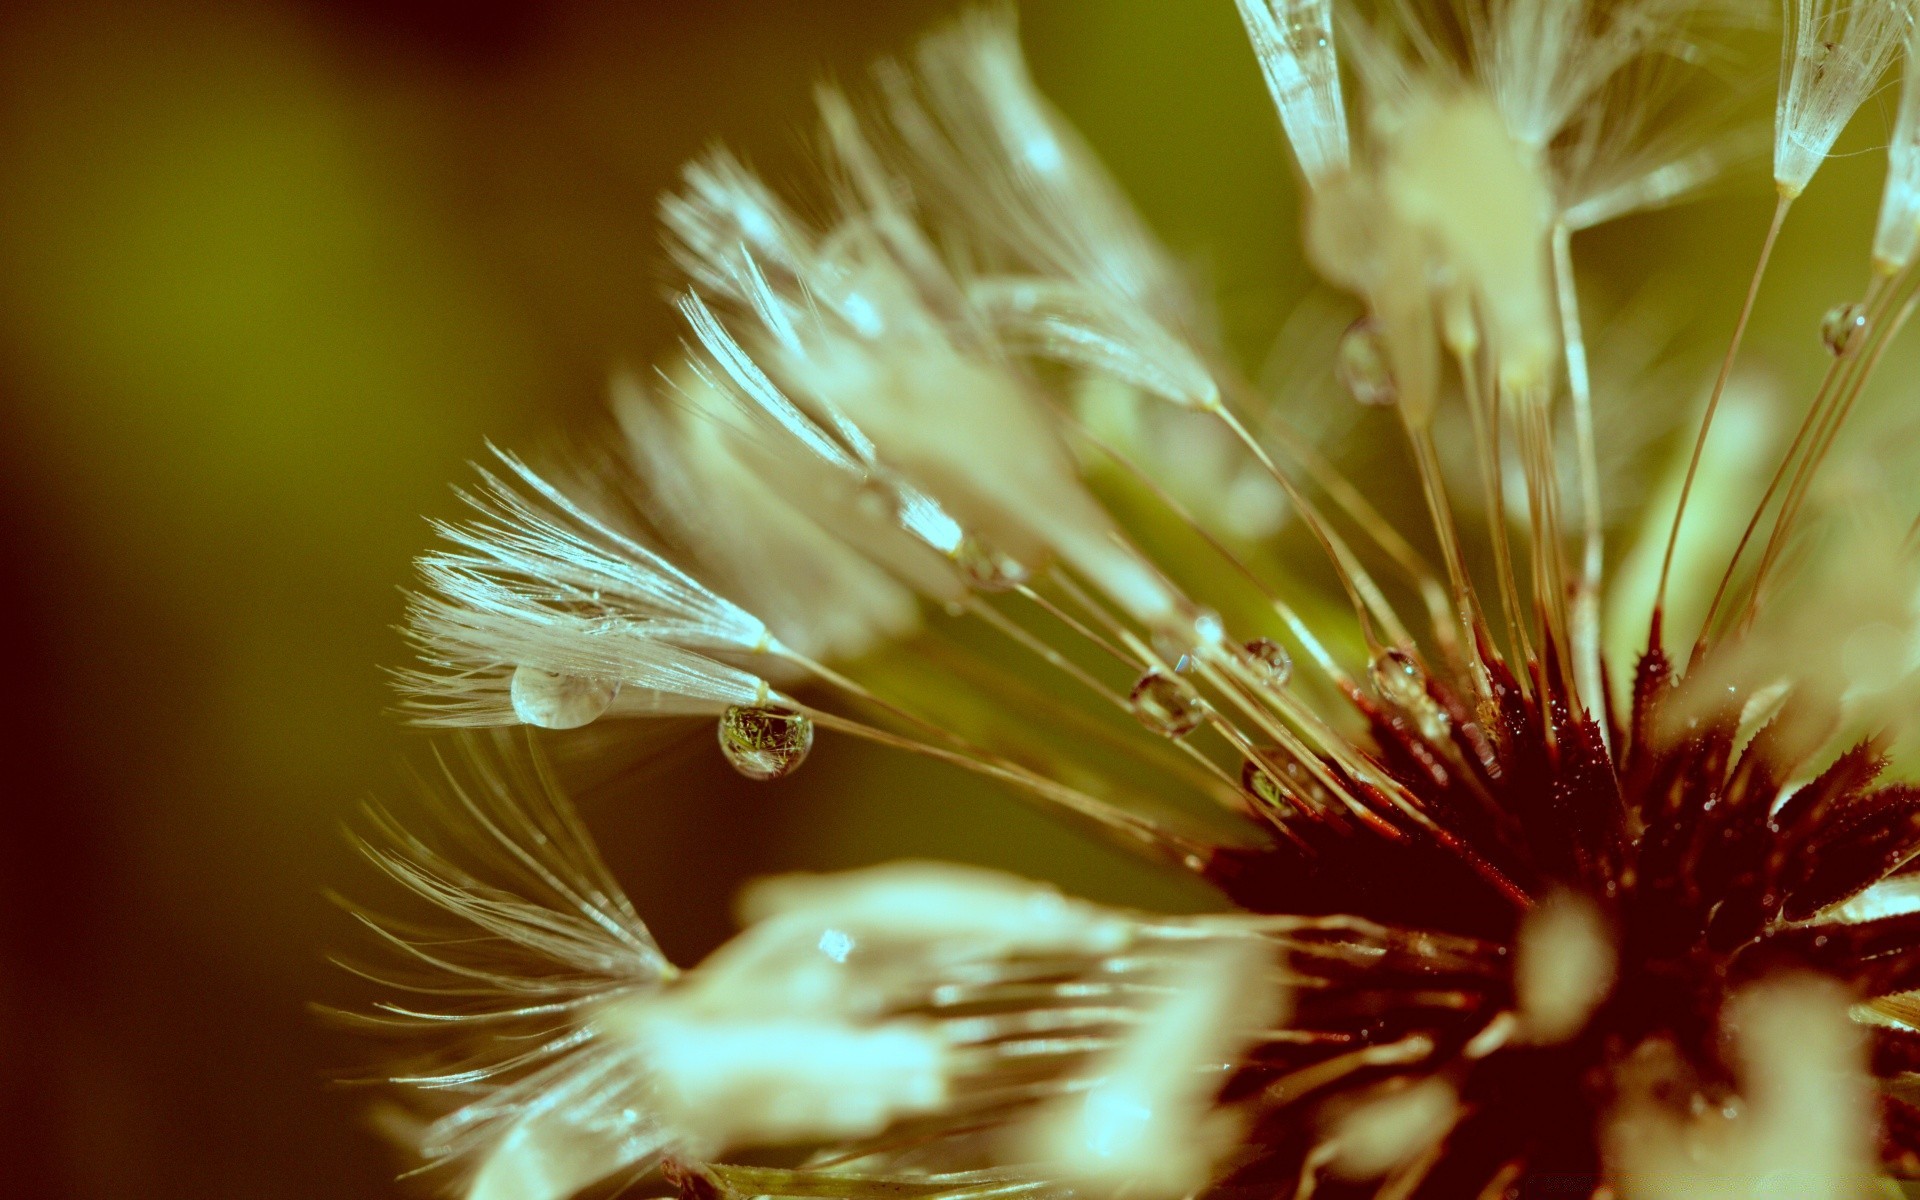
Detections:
[349, 4, 1920, 1198]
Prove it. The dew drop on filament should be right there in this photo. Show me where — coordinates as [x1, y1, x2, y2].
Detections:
[1369, 648, 1426, 705]
[1820, 301, 1868, 357]
[1336, 318, 1397, 406]
[1368, 648, 1452, 741]
[1243, 638, 1293, 688]
[718, 704, 815, 780]
[952, 535, 1029, 592]
[1240, 758, 1288, 808]
[510, 665, 619, 729]
[1128, 671, 1204, 738]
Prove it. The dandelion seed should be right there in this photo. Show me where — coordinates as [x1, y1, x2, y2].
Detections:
[1775, 0, 1911, 198]
[1877, 18, 1920, 270]
[1234, 0, 1348, 187]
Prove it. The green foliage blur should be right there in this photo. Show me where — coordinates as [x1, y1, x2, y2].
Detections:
[0, 0, 1910, 1196]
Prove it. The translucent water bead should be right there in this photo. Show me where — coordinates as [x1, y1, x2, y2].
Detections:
[1129, 671, 1204, 738]
[718, 704, 815, 780]
[1335, 319, 1397, 407]
[1369, 648, 1426, 707]
[1368, 648, 1451, 741]
[1821, 302, 1868, 357]
[1150, 609, 1225, 676]
[1241, 759, 1287, 808]
[510, 665, 620, 729]
[1243, 638, 1293, 688]
[952, 535, 1029, 592]
[1241, 752, 1330, 812]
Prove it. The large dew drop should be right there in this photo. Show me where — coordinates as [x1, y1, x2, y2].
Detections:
[1820, 301, 1868, 357]
[1368, 648, 1427, 708]
[718, 704, 815, 781]
[1368, 649, 1451, 741]
[1243, 638, 1293, 688]
[510, 665, 620, 729]
[1128, 671, 1204, 738]
[1335, 319, 1397, 407]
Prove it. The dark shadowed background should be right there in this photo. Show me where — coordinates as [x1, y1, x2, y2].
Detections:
[0, 0, 1895, 1196]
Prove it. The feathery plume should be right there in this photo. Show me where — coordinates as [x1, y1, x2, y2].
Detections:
[1776, 0, 1912, 197]
[1233, 0, 1349, 187]
[1877, 19, 1920, 270]
[400, 453, 782, 729]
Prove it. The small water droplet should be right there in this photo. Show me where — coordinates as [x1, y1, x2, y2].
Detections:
[1417, 705, 1453, 742]
[1241, 757, 1288, 807]
[1128, 671, 1204, 738]
[510, 666, 619, 729]
[718, 704, 815, 780]
[1150, 608, 1224, 668]
[1243, 638, 1293, 688]
[817, 928, 854, 962]
[1336, 318, 1397, 407]
[1820, 301, 1868, 356]
[952, 535, 1028, 592]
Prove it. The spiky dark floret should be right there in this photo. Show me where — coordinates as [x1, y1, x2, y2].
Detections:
[1192, 627, 1920, 1196]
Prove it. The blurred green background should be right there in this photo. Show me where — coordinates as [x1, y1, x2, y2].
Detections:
[0, 0, 1903, 1196]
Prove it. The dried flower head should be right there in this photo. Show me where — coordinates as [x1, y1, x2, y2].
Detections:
[347, 3, 1920, 1199]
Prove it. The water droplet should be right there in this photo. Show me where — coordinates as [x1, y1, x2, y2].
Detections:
[952, 535, 1028, 592]
[1150, 611, 1217, 671]
[1128, 671, 1204, 738]
[510, 666, 619, 729]
[1369, 648, 1427, 707]
[718, 704, 815, 780]
[1241, 757, 1288, 807]
[1820, 301, 1868, 356]
[1416, 705, 1453, 742]
[1335, 318, 1397, 406]
[1368, 649, 1453, 740]
[817, 928, 854, 963]
[1243, 638, 1293, 688]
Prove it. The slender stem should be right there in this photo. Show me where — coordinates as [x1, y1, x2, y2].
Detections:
[911, 626, 1236, 805]
[1654, 192, 1791, 629]
[1553, 223, 1607, 730]
[1516, 393, 1578, 705]
[1693, 267, 1897, 659]
[1460, 346, 1533, 682]
[1405, 418, 1484, 669]
[963, 598, 1128, 705]
[1059, 418, 1350, 686]
[1241, 388, 1458, 656]
[1012, 584, 1132, 666]
[781, 648, 979, 752]
[1212, 404, 1413, 652]
[1743, 275, 1920, 629]
[802, 707, 1203, 864]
